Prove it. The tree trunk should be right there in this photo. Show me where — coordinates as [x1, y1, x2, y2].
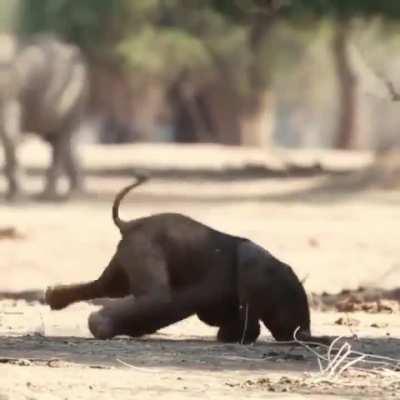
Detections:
[168, 76, 212, 143]
[198, 81, 242, 145]
[239, 92, 275, 146]
[332, 21, 358, 150]
[176, 81, 274, 146]
[240, 11, 276, 147]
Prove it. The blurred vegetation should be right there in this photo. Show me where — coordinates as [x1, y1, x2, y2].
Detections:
[18, 0, 119, 58]
[286, 0, 400, 21]
[283, 1, 400, 149]
[12, 1, 287, 145]
[17, 1, 272, 89]
[0, 0, 18, 33]
[1, 0, 400, 149]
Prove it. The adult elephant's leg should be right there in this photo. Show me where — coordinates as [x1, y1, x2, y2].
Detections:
[63, 132, 84, 197]
[0, 100, 22, 200]
[58, 60, 88, 198]
[40, 134, 67, 199]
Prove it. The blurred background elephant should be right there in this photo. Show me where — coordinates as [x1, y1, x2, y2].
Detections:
[0, 34, 89, 200]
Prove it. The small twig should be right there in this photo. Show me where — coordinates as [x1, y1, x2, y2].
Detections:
[337, 354, 366, 377]
[383, 79, 400, 101]
[350, 350, 400, 366]
[293, 327, 400, 382]
[325, 342, 351, 378]
[240, 303, 249, 345]
[0, 356, 63, 363]
[116, 358, 163, 374]
[301, 274, 309, 285]
[345, 312, 358, 338]
[327, 335, 345, 365]
[293, 328, 329, 366]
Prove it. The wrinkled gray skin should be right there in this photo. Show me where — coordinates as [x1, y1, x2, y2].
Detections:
[0, 35, 89, 200]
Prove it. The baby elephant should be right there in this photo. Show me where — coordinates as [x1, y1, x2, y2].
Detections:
[46, 176, 321, 344]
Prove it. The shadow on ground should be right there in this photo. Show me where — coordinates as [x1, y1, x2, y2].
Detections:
[0, 334, 399, 372]
[3, 169, 399, 206]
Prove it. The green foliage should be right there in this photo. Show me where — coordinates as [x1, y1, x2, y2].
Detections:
[285, 0, 400, 21]
[14, 0, 294, 95]
[18, 0, 120, 51]
[0, 0, 18, 33]
[15, 0, 400, 99]
[118, 26, 212, 82]
[115, 0, 265, 94]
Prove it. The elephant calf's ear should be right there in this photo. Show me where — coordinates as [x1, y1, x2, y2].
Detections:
[237, 239, 313, 344]
[236, 240, 271, 301]
[236, 240, 288, 331]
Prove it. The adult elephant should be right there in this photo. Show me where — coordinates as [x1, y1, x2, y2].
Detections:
[0, 34, 89, 200]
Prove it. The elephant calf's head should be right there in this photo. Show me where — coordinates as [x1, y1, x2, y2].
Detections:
[237, 240, 311, 342]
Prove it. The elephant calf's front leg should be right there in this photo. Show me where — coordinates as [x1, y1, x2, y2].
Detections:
[217, 304, 260, 344]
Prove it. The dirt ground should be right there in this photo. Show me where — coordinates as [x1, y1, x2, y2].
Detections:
[1, 142, 400, 399]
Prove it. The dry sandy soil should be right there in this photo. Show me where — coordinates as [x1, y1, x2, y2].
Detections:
[1, 142, 400, 399]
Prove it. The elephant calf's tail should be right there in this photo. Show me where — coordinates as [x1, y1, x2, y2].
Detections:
[112, 175, 148, 233]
